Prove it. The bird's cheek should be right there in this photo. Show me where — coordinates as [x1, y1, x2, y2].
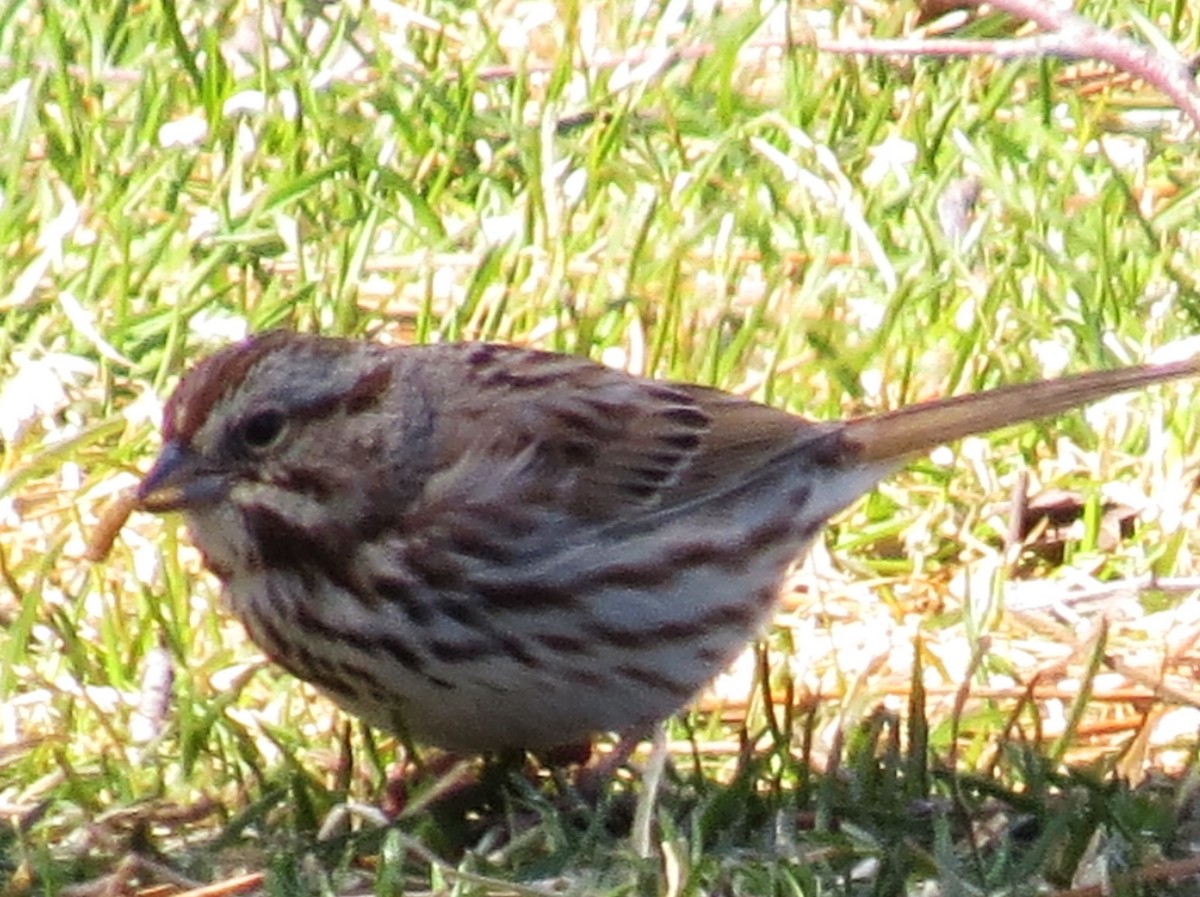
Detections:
[183, 502, 258, 577]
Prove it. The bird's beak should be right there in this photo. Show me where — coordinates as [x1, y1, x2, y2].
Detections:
[136, 441, 228, 513]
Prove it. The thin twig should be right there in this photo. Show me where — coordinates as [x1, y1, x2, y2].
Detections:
[983, 0, 1200, 130]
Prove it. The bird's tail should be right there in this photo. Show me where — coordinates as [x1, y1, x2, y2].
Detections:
[841, 356, 1199, 464]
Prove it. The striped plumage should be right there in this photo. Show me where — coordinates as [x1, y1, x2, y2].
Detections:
[136, 331, 1197, 752]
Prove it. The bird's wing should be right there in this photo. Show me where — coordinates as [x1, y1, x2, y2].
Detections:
[422, 344, 824, 523]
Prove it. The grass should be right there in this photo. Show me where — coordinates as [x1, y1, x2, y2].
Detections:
[4, 0, 1200, 893]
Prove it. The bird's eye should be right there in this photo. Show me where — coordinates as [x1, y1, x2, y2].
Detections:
[238, 409, 288, 451]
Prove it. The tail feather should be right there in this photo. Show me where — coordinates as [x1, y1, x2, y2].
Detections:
[841, 357, 1199, 464]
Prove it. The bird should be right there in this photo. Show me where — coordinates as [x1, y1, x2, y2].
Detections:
[126, 330, 1196, 756]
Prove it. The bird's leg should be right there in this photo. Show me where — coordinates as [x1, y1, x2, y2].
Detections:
[571, 723, 665, 800]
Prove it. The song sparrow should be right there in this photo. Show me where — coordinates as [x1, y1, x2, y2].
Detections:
[132, 331, 1195, 754]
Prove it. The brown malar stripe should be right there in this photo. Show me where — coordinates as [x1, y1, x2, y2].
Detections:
[243, 505, 357, 594]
